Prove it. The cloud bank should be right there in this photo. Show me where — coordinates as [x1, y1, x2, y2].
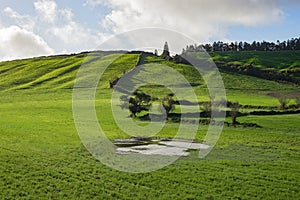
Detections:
[0, 0, 296, 61]
[1, 0, 103, 61]
[97, 0, 284, 43]
[0, 26, 54, 61]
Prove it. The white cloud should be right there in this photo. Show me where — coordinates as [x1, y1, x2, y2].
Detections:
[86, 0, 285, 44]
[37, 0, 104, 53]
[59, 8, 73, 22]
[3, 7, 35, 31]
[1, 0, 294, 61]
[34, 0, 57, 23]
[0, 0, 104, 61]
[49, 21, 103, 52]
[0, 26, 54, 61]
[84, 0, 108, 8]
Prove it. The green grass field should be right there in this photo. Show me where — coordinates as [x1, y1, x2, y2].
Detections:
[0, 52, 299, 199]
[209, 50, 300, 70]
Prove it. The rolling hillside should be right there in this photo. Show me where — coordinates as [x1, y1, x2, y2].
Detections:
[209, 50, 300, 70]
[0, 52, 140, 91]
[0, 51, 298, 105]
[0, 51, 299, 199]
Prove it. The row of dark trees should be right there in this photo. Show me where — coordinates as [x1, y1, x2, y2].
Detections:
[119, 90, 300, 127]
[183, 37, 300, 53]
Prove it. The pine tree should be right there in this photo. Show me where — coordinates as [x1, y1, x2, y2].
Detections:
[161, 42, 170, 59]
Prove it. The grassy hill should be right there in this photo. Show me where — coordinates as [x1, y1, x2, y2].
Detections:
[0, 51, 299, 199]
[209, 50, 300, 70]
[0, 52, 139, 91]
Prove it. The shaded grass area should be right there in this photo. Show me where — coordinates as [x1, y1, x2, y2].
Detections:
[209, 50, 300, 70]
[142, 56, 299, 106]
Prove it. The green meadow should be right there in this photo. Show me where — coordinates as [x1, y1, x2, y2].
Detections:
[0, 52, 299, 199]
[210, 50, 300, 70]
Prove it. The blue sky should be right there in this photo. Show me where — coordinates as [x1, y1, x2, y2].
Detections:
[0, 0, 299, 61]
[226, 7, 300, 42]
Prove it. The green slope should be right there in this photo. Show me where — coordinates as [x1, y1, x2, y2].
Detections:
[0, 52, 140, 91]
[0, 52, 299, 199]
[143, 55, 299, 105]
[209, 50, 300, 70]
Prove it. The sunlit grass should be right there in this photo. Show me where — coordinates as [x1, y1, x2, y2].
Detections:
[0, 52, 299, 199]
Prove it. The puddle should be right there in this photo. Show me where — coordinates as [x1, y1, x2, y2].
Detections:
[158, 141, 211, 150]
[115, 137, 210, 156]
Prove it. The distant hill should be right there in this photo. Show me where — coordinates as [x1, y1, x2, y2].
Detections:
[0, 50, 299, 96]
[0, 52, 139, 91]
[209, 50, 300, 70]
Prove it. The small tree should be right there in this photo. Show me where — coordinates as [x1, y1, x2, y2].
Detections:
[164, 42, 169, 52]
[278, 96, 290, 110]
[109, 77, 120, 88]
[230, 102, 240, 125]
[154, 49, 158, 56]
[161, 42, 170, 59]
[294, 97, 300, 107]
[120, 91, 152, 118]
[160, 93, 175, 117]
[201, 102, 211, 118]
[268, 93, 290, 110]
